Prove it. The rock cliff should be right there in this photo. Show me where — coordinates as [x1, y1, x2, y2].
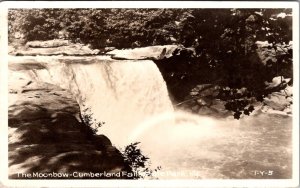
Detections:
[8, 72, 128, 179]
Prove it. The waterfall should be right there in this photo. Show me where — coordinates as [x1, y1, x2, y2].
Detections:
[9, 55, 292, 179]
[9, 56, 174, 146]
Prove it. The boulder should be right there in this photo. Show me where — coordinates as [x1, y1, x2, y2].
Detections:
[263, 76, 293, 112]
[265, 76, 291, 89]
[263, 92, 291, 111]
[281, 85, 293, 97]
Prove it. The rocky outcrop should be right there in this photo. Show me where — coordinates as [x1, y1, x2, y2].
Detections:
[262, 76, 293, 114]
[107, 45, 195, 60]
[177, 80, 293, 118]
[255, 41, 292, 65]
[263, 85, 293, 115]
[26, 39, 71, 48]
[10, 40, 100, 56]
[8, 73, 128, 179]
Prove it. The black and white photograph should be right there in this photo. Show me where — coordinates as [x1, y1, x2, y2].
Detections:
[0, 1, 299, 187]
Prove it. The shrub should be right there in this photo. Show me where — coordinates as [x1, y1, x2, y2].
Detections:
[121, 142, 161, 179]
[80, 107, 104, 135]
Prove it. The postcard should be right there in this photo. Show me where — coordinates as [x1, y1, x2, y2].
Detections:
[0, 1, 299, 187]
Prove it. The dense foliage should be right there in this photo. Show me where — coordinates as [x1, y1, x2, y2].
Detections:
[8, 9, 292, 47]
[8, 8, 293, 118]
[8, 9, 184, 48]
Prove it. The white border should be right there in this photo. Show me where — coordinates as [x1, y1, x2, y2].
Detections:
[0, 1, 299, 187]
[0, 1, 298, 9]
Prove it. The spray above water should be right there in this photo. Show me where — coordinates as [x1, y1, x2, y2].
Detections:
[127, 110, 240, 179]
[128, 111, 219, 144]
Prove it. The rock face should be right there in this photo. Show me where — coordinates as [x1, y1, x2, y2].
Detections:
[8, 73, 127, 179]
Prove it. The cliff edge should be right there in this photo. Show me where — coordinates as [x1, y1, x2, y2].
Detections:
[8, 72, 127, 179]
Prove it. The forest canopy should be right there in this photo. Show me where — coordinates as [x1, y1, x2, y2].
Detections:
[8, 9, 292, 48]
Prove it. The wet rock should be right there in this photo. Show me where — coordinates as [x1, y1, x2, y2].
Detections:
[263, 92, 291, 111]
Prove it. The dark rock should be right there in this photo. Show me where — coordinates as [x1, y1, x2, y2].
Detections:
[8, 75, 127, 179]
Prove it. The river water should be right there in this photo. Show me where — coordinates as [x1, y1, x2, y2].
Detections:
[130, 111, 292, 179]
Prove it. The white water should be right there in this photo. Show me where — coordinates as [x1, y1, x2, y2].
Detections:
[9, 56, 292, 179]
[9, 56, 174, 146]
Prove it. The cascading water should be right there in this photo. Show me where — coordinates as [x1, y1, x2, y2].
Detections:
[9, 55, 292, 179]
[9, 56, 174, 146]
